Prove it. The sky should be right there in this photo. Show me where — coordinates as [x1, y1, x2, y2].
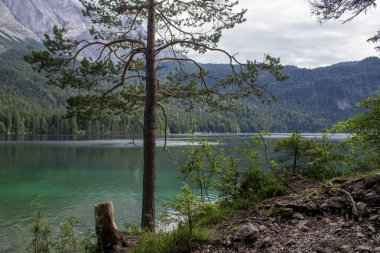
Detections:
[188, 0, 380, 68]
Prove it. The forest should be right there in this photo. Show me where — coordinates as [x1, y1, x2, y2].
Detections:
[1, 47, 379, 135]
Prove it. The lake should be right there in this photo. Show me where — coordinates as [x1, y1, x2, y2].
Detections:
[0, 133, 349, 251]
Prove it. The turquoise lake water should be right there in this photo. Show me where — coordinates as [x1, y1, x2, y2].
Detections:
[0, 133, 349, 251]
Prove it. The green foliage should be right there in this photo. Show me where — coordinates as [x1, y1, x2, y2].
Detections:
[336, 95, 380, 148]
[131, 226, 213, 253]
[25, 198, 96, 253]
[240, 167, 286, 204]
[272, 132, 346, 180]
[304, 134, 345, 179]
[27, 197, 52, 253]
[2, 47, 380, 134]
[333, 95, 380, 173]
[0, 122, 6, 134]
[180, 139, 226, 201]
[161, 185, 214, 234]
[272, 131, 315, 174]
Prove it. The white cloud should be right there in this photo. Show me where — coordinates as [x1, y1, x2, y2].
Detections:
[189, 0, 380, 68]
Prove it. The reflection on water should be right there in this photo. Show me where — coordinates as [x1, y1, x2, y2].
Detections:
[0, 137, 186, 251]
[0, 133, 350, 251]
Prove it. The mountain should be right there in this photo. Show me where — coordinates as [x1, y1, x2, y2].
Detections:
[1, 0, 380, 134]
[0, 44, 379, 134]
[0, 0, 90, 51]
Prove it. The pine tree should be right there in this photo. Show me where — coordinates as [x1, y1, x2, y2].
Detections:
[25, 0, 287, 231]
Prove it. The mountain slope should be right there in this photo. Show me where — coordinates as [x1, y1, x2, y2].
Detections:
[0, 0, 89, 51]
[0, 45, 379, 134]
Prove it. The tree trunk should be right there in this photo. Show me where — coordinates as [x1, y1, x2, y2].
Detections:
[95, 201, 128, 252]
[141, 0, 157, 232]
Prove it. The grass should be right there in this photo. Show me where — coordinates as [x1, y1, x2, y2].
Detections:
[130, 226, 214, 253]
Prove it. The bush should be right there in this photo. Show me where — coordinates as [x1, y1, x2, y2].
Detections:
[131, 226, 213, 253]
[25, 197, 96, 253]
[240, 167, 286, 203]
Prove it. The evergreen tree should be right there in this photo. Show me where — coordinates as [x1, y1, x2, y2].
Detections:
[272, 131, 314, 174]
[25, 0, 287, 231]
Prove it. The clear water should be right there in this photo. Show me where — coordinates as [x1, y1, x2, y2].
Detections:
[0, 136, 192, 251]
[0, 133, 349, 251]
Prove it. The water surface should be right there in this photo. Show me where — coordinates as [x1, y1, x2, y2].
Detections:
[0, 133, 349, 250]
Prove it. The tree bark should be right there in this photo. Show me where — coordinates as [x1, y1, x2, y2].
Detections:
[141, 0, 157, 232]
[95, 201, 128, 252]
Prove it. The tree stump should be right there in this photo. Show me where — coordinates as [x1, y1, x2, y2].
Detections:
[95, 201, 128, 252]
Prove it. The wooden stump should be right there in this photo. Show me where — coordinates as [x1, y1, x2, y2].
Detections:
[95, 201, 128, 252]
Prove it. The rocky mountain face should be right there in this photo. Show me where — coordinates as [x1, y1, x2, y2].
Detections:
[0, 0, 92, 51]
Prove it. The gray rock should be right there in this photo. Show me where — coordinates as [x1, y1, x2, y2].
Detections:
[279, 208, 294, 218]
[355, 245, 373, 252]
[368, 225, 377, 233]
[326, 197, 346, 209]
[374, 247, 380, 253]
[356, 225, 363, 232]
[321, 217, 332, 224]
[258, 225, 267, 231]
[357, 232, 366, 238]
[357, 202, 368, 213]
[234, 223, 259, 242]
[258, 236, 272, 249]
[290, 219, 299, 225]
[293, 212, 305, 220]
[339, 245, 352, 253]
[313, 234, 339, 253]
[233, 241, 245, 252]
[225, 234, 232, 245]
[285, 239, 296, 246]
[366, 173, 380, 189]
[369, 215, 380, 221]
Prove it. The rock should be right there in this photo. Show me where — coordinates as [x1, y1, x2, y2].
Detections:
[321, 217, 332, 224]
[237, 245, 246, 253]
[339, 245, 352, 253]
[225, 234, 232, 246]
[233, 223, 259, 243]
[366, 174, 380, 189]
[285, 239, 296, 246]
[232, 241, 245, 252]
[357, 202, 368, 213]
[300, 225, 309, 232]
[312, 234, 339, 253]
[355, 245, 373, 252]
[293, 212, 304, 220]
[290, 219, 299, 225]
[357, 232, 366, 238]
[374, 247, 380, 253]
[279, 208, 293, 218]
[258, 225, 267, 231]
[326, 197, 346, 209]
[258, 236, 272, 249]
[369, 215, 380, 221]
[374, 235, 380, 244]
[368, 225, 377, 233]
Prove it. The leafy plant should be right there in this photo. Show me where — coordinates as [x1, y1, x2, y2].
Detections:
[161, 185, 214, 234]
[272, 131, 315, 174]
[305, 134, 345, 179]
[27, 197, 52, 253]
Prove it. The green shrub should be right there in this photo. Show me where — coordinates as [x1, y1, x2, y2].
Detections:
[240, 167, 286, 203]
[131, 226, 213, 253]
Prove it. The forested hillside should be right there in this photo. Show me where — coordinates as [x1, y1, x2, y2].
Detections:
[0, 48, 379, 134]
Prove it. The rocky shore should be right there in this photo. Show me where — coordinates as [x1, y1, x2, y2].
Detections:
[193, 174, 380, 253]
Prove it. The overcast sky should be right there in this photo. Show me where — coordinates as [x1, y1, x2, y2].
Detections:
[188, 0, 380, 68]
